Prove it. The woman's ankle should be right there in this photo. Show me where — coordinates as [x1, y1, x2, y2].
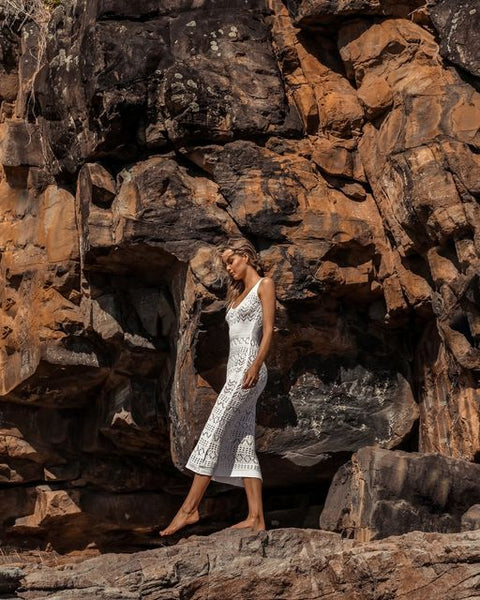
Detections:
[247, 513, 263, 521]
[181, 504, 198, 515]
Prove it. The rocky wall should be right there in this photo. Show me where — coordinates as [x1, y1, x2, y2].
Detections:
[0, 0, 479, 551]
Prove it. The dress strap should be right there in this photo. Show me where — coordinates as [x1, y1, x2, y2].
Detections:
[228, 278, 264, 312]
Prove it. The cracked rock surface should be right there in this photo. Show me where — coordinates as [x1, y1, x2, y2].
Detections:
[3, 528, 480, 600]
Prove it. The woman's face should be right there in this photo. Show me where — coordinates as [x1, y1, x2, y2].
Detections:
[222, 249, 248, 280]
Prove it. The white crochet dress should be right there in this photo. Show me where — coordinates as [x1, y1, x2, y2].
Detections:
[186, 278, 267, 487]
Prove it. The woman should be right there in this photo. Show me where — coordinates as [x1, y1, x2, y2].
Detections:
[160, 238, 276, 536]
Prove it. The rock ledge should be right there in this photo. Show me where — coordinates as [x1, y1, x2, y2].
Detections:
[7, 527, 480, 600]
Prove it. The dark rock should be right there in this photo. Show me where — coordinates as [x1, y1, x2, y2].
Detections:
[320, 446, 480, 540]
[162, 8, 297, 145]
[26, 0, 298, 172]
[286, 0, 426, 26]
[256, 361, 418, 471]
[430, 0, 480, 79]
[0, 121, 45, 167]
[0, 23, 19, 103]
[0, 567, 23, 595]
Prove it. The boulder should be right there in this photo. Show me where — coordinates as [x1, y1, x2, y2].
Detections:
[320, 446, 480, 540]
[462, 504, 480, 532]
[0, 567, 23, 596]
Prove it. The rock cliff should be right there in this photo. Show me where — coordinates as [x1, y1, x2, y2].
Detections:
[0, 0, 479, 562]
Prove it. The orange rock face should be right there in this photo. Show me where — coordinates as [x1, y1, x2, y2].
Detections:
[0, 0, 479, 552]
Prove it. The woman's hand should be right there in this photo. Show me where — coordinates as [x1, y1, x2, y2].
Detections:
[242, 365, 260, 389]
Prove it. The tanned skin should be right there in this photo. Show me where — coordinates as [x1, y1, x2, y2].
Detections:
[159, 250, 275, 537]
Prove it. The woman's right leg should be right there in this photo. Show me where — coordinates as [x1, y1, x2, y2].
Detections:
[160, 473, 211, 536]
[230, 476, 266, 531]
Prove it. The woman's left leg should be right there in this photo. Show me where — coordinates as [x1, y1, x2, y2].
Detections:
[230, 477, 266, 531]
[160, 473, 211, 536]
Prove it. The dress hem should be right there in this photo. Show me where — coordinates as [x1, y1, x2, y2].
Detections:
[186, 463, 262, 488]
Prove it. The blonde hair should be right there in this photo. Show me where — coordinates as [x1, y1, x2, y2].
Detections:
[219, 238, 264, 306]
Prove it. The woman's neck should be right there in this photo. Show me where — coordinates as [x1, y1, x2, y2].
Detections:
[240, 268, 261, 290]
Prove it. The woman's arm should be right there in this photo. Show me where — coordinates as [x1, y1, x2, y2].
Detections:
[242, 277, 276, 389]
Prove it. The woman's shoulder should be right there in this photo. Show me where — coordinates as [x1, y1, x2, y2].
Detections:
[258, 276, 275, 294]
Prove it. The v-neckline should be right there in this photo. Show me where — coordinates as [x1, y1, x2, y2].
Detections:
[229, 278, 262, 311]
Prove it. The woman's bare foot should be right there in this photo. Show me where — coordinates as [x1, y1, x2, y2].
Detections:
[230, 516, 266, 531]
[159, 506, 200, 536]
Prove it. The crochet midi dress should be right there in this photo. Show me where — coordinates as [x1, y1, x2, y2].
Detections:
[186, 278, 267, 487]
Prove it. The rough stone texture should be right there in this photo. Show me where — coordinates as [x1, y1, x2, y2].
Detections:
[1, 528, 479, 600]
[286, 0, 426, 25]
[320, 447, 480, 541]
[0, 0, 479, 553]
[176, 139, 419, 484]
[430, 0, 480, 79]
[416, 323, 480, 459]
[338, 16, 480, 460]
[269, 0, 365, 137]
[23, 0, 300, 174]
[0, 18, 19, 106]
[462, 504, 480, 532]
